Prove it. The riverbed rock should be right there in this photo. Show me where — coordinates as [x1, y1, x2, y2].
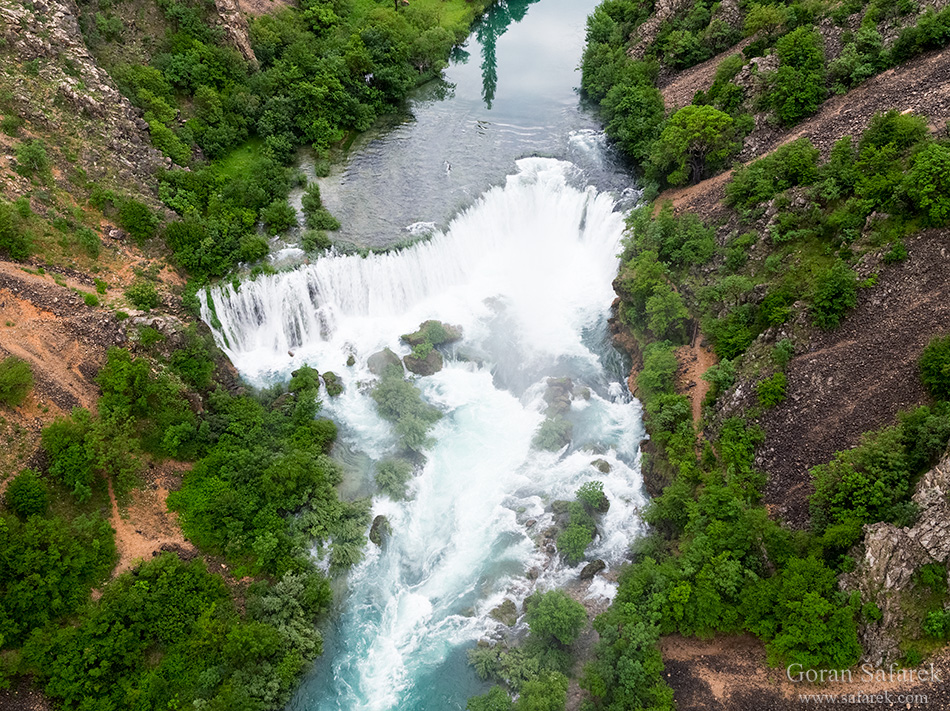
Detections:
[368, 348, 402, 375]
[580, 559, 606, 580]
[842, 448, 950, 665]
[369, 515, 392, 547]
[400, 320, 463, 347]
[574, 386, 591, 401]
[322, 371, 343, 397]
[591, 459, 611, 474]
[403, 349, 443, 376]
[489, 599, 518, 626]
[551, 500, 571, 515]
[543, 377, 574, 416]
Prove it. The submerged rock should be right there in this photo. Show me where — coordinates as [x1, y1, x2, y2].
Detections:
[591, 459, 611, 474]
[489, 598, 518, 627]
[543, 377, 574, 416]
[322, 371, 343, 397]
[580, 559, 606, 580]
[369, 515, 392, 547]
[401, 320, 463, 347]
[404, 348, 443, 376]
[368, 348, 401, 375]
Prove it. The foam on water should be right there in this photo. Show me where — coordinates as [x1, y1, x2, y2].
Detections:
[203, 158, 645, 710]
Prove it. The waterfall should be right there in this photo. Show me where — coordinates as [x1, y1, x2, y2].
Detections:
[202, 158, 646, 710]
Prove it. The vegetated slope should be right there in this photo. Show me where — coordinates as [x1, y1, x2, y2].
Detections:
[559, 0, 950, 709]
[758, 229, 950, 527]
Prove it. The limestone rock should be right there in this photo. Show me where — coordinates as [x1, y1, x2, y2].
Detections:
[400, 320, 463, 347]
[843, 449, 950, 665]
[369, 515, 391, 547]
[368, 348, 402, 375]
[403, 349, 443, 376]
[591, 459, 611, 474]
[489, 598, 518, 626]
[580, 559, 606, 580]
[322, 371, 343, 397]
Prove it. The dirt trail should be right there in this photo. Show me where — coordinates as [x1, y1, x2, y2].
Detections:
[674, 334, 717, 425]
[107, 461, 197, 577]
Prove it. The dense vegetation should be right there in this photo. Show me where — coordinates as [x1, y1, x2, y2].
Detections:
[71, 0, 491, 277]
[0, 329, 366, 707]
[581, 0, 950, 189]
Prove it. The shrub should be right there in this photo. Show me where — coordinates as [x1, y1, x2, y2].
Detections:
[125, 281, 160, 310]
[771, 27, 826, 125]
[905, 142, 950, 225]
[305, 208, 341, 231]
[0, 356, 33, 406]
[601, 82, 665, 161]
[375, 458, 413, 499]
[261, 199, 297, 234]
[76, 226, 101, 258]
[576, 481, 606, 511]
[41, 409, 97, 501]
[0, 201, 32, 260]
[14, 140, 51, 181]
[302, 229, 331, 253]
[4, 470, 49, 518]
[811, 260, 857, 329]
[725, 138, 820, 210]
[83, 292, 99, 307]
[118, 199, 159, 241]
[525, 590, 587, 645]
[920, 335, 950, 400]
[743, 556, 861, 669]
[757, 372, 787, 408]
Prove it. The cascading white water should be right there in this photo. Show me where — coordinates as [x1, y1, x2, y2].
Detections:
[202, 158, 646, 710]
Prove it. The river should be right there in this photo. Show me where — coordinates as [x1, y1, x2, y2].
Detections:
[199, 0, 646, 708]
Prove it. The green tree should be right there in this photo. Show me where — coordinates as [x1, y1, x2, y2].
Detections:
[601, 83, 665, 161]
[525, 590, 587, 646]
[771, 27, 826, 125]
[920, 335, 950, 400]
[810, 260, 857, 329]
[0, 356, 33, 406]
[646, 285, 689, 341]
[4, 470, 49, 518]
[650, 105, 738, 186]
[906, 142, 950, 225]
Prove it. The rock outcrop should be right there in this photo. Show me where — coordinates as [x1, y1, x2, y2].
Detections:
[403, 348, 443, 376]
[0, 0, 167, 194]
[369, 515, 391, 547]
[843, 449, 950, 665]
[400, 320, 463, 348]
[212, 0, 257, 67]
[368, 348, 401, 375]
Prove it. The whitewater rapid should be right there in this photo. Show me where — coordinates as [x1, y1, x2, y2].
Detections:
[201, 158, 646, 710]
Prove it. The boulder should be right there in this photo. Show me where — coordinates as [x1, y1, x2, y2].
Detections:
[591, 459, 611, 474]
[322, 371, 343, 397]
[489, 598, 518, 626]
[368, 348, 401, 375]
[574, 386, 591, 401]
[580, 559, 606, 580]
[404, 349, 443, 376]
[543, 377, 574, 416]
[369, 515, 392, 547]
[400, 320, 463, 347]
